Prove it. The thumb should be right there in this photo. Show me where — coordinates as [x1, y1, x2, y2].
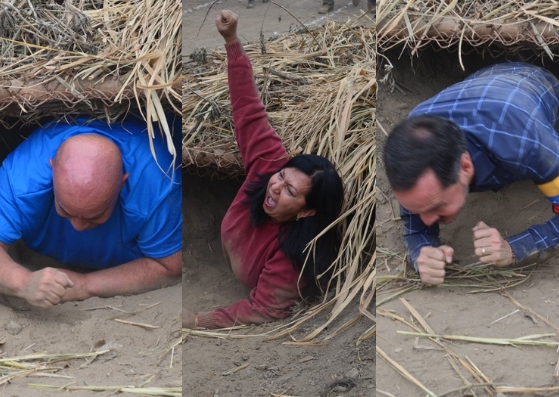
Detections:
[473, 220, 488, 231]
[439, 245, 454, 264]
[62, 274, 74, 288]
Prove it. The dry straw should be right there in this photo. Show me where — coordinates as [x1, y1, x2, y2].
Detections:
[5, 303, 182, 394]
[379, 297, 559, 395]
[0, 0, 181, 161]
[377, 0, 559, 68]
[29, 384, 181, 396]
[377, 260, 541, 307]
[0, 347, 111, 386]
[184, 13, 376, 340]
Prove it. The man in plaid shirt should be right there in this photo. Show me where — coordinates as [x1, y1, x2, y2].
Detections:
[383, 63, 559, 286]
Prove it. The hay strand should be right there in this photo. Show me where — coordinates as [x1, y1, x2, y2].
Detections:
[377, 345, 437, 397]
[398, 330, 559, 347]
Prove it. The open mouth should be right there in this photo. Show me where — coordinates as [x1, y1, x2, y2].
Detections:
[265, 194, 276, 208]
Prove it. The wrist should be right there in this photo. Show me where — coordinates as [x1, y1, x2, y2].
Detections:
[507, 241, 516, 265]
[63, 272, 89, 302]
[224, 35, 239, 44]
[14, 269, 31, 300]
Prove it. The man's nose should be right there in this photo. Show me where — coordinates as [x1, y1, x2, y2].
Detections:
[70, 218, 90, 232]
[420, 213, 439, 227]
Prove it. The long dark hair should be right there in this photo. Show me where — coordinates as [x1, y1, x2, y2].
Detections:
[244, 154, 344, 285]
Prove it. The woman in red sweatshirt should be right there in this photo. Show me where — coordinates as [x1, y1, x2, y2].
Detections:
[183, 10, 344, 329]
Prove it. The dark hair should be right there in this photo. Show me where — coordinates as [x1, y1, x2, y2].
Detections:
[244, 154, 344, 285]
[383, 115, 468, 191]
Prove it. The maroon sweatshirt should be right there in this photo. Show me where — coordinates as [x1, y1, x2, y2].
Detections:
[195, 41, 306, 329]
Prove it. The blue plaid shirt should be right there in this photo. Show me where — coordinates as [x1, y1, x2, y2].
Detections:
[402, 63, 559, 269]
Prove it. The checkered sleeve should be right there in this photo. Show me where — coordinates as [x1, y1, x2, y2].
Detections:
[507, 173, 559, 262]
[409, 62, 559, 265]
[506, 216, 559, 262]
[401, 206, 441, 271]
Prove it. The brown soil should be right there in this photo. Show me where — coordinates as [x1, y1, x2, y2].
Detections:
[183, 1, 375, 396]
[1, 243, 181, 396]
[376, 46, 559, 396]
[183, 172, 374, 397]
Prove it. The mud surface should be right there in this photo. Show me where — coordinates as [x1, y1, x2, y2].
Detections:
[1, 243, 181, 396]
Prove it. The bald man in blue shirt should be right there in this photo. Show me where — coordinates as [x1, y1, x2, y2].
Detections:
[0, 116, 182, 308]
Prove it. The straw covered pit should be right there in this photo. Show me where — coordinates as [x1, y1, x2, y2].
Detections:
[0, 0, 181, 151]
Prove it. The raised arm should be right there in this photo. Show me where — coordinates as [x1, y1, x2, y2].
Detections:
[216, 10, 287, 176]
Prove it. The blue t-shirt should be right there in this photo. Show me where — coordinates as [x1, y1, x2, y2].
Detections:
[0, 116, 182, 269]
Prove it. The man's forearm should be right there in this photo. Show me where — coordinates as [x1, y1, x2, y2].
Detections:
[0, 244, 32, 299]
[0, 242, 75, 308]
[506, 215, 559, 263]
[60, 251, 182, 302]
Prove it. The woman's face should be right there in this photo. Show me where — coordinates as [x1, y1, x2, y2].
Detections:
[263, 167, 315, 223]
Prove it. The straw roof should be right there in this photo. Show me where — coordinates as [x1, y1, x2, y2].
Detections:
[378, 0, 559, 63]
[0, 0, 181, 140]
[183, 16, 376, 340]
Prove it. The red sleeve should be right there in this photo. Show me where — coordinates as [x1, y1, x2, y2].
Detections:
[225, 41, 288, 176]
[195, 251, 306, 329]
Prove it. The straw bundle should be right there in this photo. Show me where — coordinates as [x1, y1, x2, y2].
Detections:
[184, 19, 375, 175]
[377, 260, 542, 307]
[378, 0, 559, 61]
[0, 347, 111, 386]
[184, 18, 376, 338]
[0, 0, 181, 141]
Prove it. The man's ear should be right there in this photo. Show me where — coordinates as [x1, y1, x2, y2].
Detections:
[459, 152, 475, 184]
[121, 173, 130, 188]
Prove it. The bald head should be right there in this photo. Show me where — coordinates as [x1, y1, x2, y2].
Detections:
[50, 134, 128, 231]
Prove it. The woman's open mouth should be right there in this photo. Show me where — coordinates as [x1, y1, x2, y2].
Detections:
[265, 194, 276, 208]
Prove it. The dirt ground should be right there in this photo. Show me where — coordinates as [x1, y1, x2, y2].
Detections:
[0, 244, 181, 396]
[376, 46, 559, 396]
[183, 1, 375, 396]
[183, 0, 374, 55]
